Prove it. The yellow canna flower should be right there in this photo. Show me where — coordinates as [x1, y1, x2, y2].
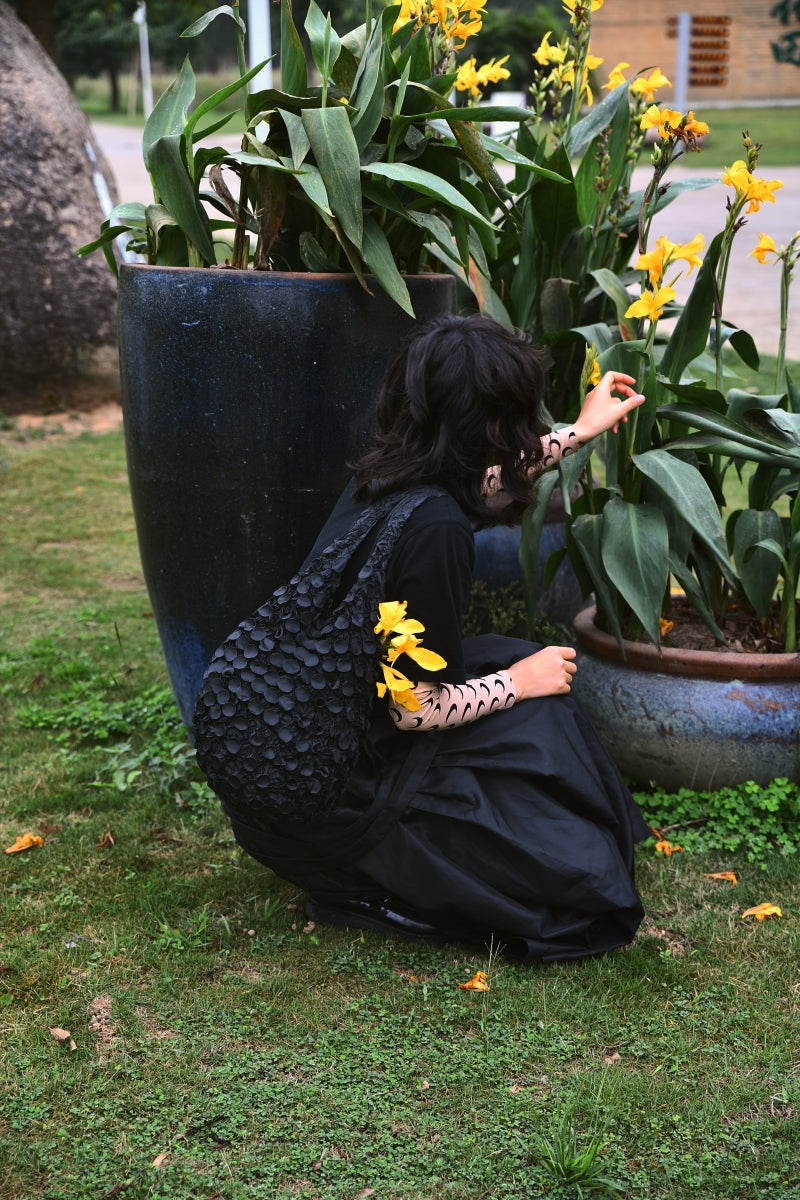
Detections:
[459, 54, 511, 96]
[654, 838, 683, 856]
[741, 903, 782, 921]
[722, 162, 784, 212]
[581, 343, 601, 391]
[659, 617, 674, 636]
[744, 174, 783, 214]
[640, 105, 683, 139]
[476, 55, 511, 88]
[603, 61, 629, 89]
[374, 599, 414, 637]
[638, 233, 705, 286]
[674, 231, 705, 272]
[630, 67, 671, 102]
[5, 832, 44, 854]
[376, 600, 447, 710]
[459, 970, 490, 990]
[534, 31, 567, 67]
[722, 159, 752, 192]
[705, 872, 738, 885]
[377, 661, 421, 709]
[681, 112, 709, 142]
[455, 57, 481, 97]
[562, 51, 604, 106]
[751, 233, 778, 264]
[562, 0, 603, 25]
[625, 285, 676, 322]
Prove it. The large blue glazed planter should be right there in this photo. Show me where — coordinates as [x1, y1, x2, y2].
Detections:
[117, 265, 455, 728]
[573, 607, 800, 790]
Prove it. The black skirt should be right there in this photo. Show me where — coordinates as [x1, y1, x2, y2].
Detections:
[227, 635, 650, 962]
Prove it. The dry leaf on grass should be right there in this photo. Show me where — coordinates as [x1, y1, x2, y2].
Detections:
[49, 1027, 77, 1051]
[151, 1153, 170, 1169]
[96, 829, 115, 849]
[705, 872, 738, 885]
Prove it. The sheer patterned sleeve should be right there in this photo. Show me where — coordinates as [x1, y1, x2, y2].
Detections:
[482, 425, 585, 512]
[387, 670, 516, 731]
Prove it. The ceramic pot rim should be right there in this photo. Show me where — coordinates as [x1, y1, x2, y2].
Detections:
[573, 606, 800, 681]
[118, 264, 455, 285]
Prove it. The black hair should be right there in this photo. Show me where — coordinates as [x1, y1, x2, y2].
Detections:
[351, 314, 547, 525]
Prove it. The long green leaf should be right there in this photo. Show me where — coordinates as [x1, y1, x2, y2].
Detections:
[301, 105, 363, 249]
[361, 216, 414, 316]
[478, 134, 570, 183]
[518, 472, 559, 618]
[659, 232, 723, 383]
[666, 433, 800, 466]
[590, 268, 639, 340]
[601, 499, 669, 648]
[571, 514, 625, 648]
[350, 12, 386, 152]
[363, 162, 494, 228]
[181, 5, 245, 38]
[280, 0, 308, 98]
[663, 405, 800, 466]
[568, 82, 628, 156]
[633, 448, 737, 586]
[304, 0, 342, 79]
[734, 509, 783, 617]
[668, 555, 724, 641]
[146, 136, 216, 264]
[278, 108, 311, 168]
[185, 60, 268, 143]
[143, 58, 196, 170]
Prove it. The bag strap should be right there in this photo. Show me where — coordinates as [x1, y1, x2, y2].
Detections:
[286, 485, 446, 596]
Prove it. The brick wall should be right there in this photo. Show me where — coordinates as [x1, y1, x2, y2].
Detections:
[589, 0, 800, 103]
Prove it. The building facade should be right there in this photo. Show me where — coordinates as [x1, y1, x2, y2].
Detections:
[590, 0, 800, 104]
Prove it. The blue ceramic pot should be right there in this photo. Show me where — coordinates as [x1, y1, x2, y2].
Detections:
[573, 607, 800, 789]
[473, 519, 587, 629]
[117, 266, 455, 727]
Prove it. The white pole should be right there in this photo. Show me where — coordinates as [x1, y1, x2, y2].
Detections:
[248, 0, 274, 91]
[133, 2, 154, 117]
[674, 11, 691, 113]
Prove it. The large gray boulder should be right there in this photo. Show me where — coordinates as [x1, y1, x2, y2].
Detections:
[0, 1, 119, 401]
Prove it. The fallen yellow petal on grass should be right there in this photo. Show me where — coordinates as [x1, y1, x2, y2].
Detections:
[5, 833, 43, 854]
[704, 871, 738, 885]
[741, 903, 782, 921]
[459, 970, 490, 991]
[654, 839, 683, 856]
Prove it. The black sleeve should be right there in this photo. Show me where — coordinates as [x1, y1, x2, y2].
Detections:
[384, 496, 474, 685]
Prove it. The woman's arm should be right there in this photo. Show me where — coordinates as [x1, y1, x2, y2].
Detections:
[483, 371, 645, 507]
[388, 645, 578, 730]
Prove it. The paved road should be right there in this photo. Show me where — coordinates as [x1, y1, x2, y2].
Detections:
[92, 121, 799, 360]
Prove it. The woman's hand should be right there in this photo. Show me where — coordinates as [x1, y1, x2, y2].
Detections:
[573, 371, 645, 442]
[507, 645, 577, 699]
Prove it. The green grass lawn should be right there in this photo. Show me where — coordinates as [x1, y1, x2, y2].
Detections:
[1, 427, 799, 1200]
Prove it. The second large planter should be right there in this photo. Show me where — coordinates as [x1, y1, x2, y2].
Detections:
[573, 607, 800, 790]
[118, 266, 455, 727]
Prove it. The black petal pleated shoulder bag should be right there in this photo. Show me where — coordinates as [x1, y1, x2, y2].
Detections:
[193, 486, 443, 822]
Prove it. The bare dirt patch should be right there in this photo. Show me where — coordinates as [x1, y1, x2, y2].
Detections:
[1, 346, 123, 439]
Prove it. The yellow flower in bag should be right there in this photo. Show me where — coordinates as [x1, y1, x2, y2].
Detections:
[375, 600, 447, 710]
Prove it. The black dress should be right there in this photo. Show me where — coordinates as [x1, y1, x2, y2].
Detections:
[227, 485, 650, 961]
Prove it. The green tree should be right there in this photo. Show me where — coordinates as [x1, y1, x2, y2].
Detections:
[53, 0, 138, 111]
